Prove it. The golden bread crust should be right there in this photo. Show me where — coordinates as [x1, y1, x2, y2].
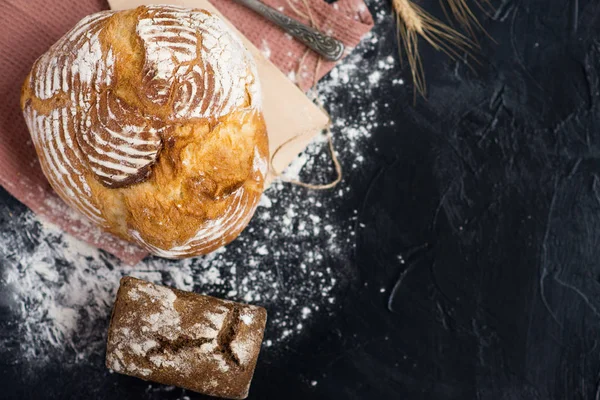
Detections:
[20, 5, 268, 258]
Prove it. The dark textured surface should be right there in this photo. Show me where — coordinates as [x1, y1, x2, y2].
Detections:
[3, 0, 600, 399]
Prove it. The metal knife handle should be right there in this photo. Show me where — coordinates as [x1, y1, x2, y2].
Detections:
[233, 0, 345, 61]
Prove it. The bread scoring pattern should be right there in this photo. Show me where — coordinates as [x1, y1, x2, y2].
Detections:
[137, 5, 260, 119]
[21, 6, 268, 258]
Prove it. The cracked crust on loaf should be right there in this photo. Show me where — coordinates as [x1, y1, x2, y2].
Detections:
[20, 5, 268, 258]
[106, 276, 267, 399]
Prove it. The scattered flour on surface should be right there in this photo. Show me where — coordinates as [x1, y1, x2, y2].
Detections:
[261, 38, 272, 60]
[0, 0, 403, 372]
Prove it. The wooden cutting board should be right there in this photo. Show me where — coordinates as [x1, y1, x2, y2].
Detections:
[108, 0, 329, 182]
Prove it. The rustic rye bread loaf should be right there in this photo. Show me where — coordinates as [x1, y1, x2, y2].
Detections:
[106, 276, 267, 399]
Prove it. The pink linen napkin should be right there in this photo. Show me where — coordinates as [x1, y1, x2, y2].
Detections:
[0, 0, 373, 264]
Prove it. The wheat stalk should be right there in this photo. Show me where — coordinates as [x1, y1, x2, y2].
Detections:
[442, 0, 494, 43]
[392, 0, 484, 98]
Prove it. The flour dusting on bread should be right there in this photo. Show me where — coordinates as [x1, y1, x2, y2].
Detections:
[21, 5, 268, 258]
[137, 5, 259, 118]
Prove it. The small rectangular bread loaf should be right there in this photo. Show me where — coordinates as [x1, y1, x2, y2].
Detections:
[106, 276, 267, 399]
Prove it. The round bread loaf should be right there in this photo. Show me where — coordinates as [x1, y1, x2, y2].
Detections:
[20, 5, 269, 258]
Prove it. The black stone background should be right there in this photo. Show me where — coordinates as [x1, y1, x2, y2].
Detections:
[3, 0, 600, 399]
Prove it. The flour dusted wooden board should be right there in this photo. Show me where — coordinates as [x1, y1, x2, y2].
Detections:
[108, 0, 329, 181]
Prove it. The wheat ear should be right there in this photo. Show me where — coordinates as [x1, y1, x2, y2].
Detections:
[392, 0, 474, 98]
[442, 0, 494, 44]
